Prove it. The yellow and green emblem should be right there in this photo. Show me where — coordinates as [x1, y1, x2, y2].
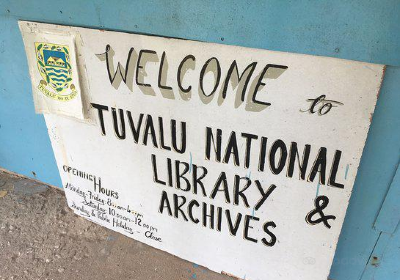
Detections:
[35, 42, 77, 101]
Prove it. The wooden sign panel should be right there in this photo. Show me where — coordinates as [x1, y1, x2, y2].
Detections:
[20, 21, 384, 280]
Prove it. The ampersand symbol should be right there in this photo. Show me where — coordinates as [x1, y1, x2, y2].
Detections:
[306, 195, 336, 229]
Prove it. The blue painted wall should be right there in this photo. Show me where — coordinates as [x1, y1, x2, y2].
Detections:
[0, 1, 399, 279]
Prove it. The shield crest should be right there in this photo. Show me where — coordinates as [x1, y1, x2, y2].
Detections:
[35, 42, 73, 93]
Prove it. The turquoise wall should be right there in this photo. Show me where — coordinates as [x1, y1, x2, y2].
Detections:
[0, 1, 399, 279]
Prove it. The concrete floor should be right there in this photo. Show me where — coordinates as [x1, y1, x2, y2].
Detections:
[0, 170, 234, 280]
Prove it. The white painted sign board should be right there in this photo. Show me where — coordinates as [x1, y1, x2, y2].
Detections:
[20, 21, 384, 280]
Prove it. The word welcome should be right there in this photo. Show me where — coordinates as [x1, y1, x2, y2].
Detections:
[97, 45, 288, 112]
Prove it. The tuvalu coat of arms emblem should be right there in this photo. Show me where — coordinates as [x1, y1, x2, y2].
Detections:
[35, 42, 77, 101]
